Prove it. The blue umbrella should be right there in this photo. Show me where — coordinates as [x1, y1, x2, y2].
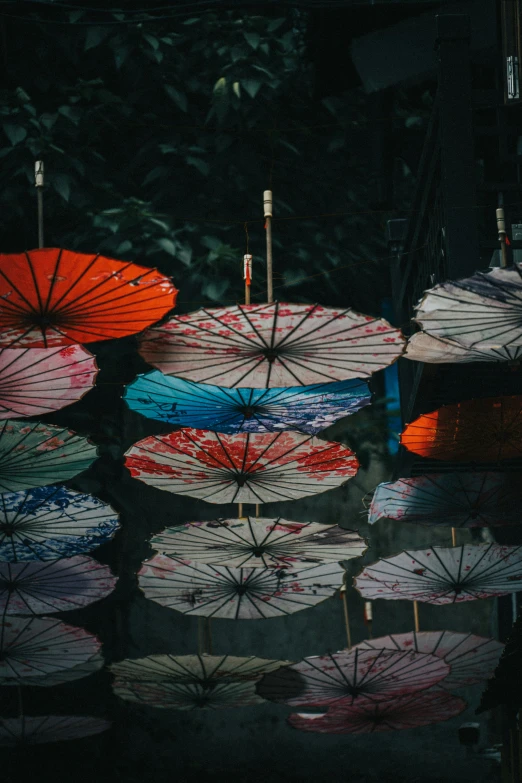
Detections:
[123, 371, 371, 435]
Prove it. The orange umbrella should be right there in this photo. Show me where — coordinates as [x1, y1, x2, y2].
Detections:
[401, 396, 522, 462]
[0, 248, 178, 347]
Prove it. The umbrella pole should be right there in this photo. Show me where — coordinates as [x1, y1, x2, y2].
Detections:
[496, 205, 509, 269]
[451, 527, 457, 547]
[341, 578, 352, 649]
[35, 160, 44, 248]
[238, 503, 244, 518]
[198, 618, 212, 655]
[255, 504, 260, 518]
[264, 190, 273, 303]
[413, 601, 420, 633]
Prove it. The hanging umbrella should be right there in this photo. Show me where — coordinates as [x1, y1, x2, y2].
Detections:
[124, 428, 359, 504]
[111, 653, 288, 710]
[124, 371, 371, 434]
[413, 266, 522, 350]
[368, 472, 522, 528]
[256, 648, 449, 707]
[354, 544, 522, 604]
[21, 652, 105, 687]
[138, 555, 345, 619]
[0, 485, 119, 562]
[0, 616, 101, 684]
[287, 691, 466, 734]
[400, 396, 522, 462]
[0, 420, 98, 493]
[150, 517, 367, 568]
[354, 631, 504, 688]
[0, 248, 178, 348]
[0, 346, 98, 419]
[0, 556, 117, 615]
[0, 716, 111, 745]
[138, 302, 405, 387]
[404, 332, 522, 364]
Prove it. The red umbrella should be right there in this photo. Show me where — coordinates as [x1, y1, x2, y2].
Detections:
[0, 248, 178, 347]
[0, 346, 98, 418]
[288, 691, 466, 734]
[125, 428, 359, 504]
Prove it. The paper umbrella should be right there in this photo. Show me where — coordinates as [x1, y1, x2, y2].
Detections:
[0, 420, 98, 493]
[138, 302, 405, 387]
[138, 555, 345, 619]
[400, 396, 522, 463]
[354, 631, 504, 689]
[124, 372, 371, 434]
[125, 429, 359, 504]
[0, 485, 119, 562]
[111, 654, 289, 710]
[0, 616, 101, 684]
[256, 648, 450, 708]
[404, 332, 522, 364]
[354, 544, 522, 604]
[17, 652, 105, 687]
[0, 556, 117, 615]
[287, 691, 466, 734]
[0, 247, 178, 348]
[150, 517, 367, 569]
[0, 716, 112, 746]
[0, 346, 98, 419]
[413, 265, 522, 350]
[368, 472, 522, 528]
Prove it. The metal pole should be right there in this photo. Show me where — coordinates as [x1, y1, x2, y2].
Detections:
[35, 160, 44, 248]
[264, 190, 273, 302]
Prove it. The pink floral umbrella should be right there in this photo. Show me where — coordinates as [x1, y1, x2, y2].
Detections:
[0, 346, 98, 419]
[288, 691, 466, 734]
[125, 428, 359, 504]
[138, 302, 405, 387]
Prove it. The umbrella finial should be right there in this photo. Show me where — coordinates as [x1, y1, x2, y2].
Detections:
[35, 160, 44, 249]
[243, 254, 252, 305]
[496, 206, 509, 268]
[264, 190, 273, 303]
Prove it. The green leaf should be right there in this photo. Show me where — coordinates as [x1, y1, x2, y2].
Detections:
[200, 236, 221, 251]
[143, 34, 159, 50]
[202, 279, 229, 301]
[186, 157, 209, 176]
[85, 27, 109, 51]
[117, 240, 133, 254]
[53, 174, 70, 202]
[267, 18, 285, 32]
[142, 166, 166, 186]
[241, 80, 262, 99]
[232, 82, 241, 98]
[157, 238, 177, 256]
[58, 105, 81, 125]
[243, 31, 261, 50]
[213, 77, 227, 96]
[3, 124, 27, 145]
[177, 244, 192, 267]
[164, 85, 188, 113]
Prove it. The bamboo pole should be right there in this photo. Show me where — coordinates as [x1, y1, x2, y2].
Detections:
[243, 253, 252, 304]
[35, 160, 44, 248]
[451, 527, 457, 547]
[238, 503, 244, 518]
[341, 578, 352, 649]
[264, 190, 273, 302]
[413, 601, 420, 633]
[255, 504, 260, 518]
[497, 205, 509, 268]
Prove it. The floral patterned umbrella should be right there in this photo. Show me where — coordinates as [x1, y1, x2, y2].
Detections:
[138, 555, 345, 619]
[19, 652, 105, 687]
[125, 428, 359, 504]
[0, 346, 98, 419]
[124, 371, 371, 434]
[256, 648, 449, 707]
[0, 485, 119, 562]
[0, 716, 111, 745]
[0, 617, 101, 684]
[0, 247, 178, 348]
[138, 302, 404, 387]
[288, 691, 466, 734]
[354, 544, 522, 604]
[0, 556, 117, 614]
[150, 517, 367, 569]
[0, 421, 98, 493]
[413, 266, 522, 350]
[111, 653, 288, 710]
[404, 332, 522, 364]
[354, 631, 504, 688]
[368, 473, 522, 528]
[400, 396, 522, 462]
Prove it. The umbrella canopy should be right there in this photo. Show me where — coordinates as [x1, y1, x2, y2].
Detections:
[0, 485, 119, 562]
[125, 428, 359, 504]
[0, 716, 111, 745]
[256, 648, 449, 708]
[354, 544, 522, 604]
[151, 517, 367, 569]
[354, 631, 504, 688]
[124, 371, 371, 434]
[0, 617, 101, 684]
[138, 555, 345, 619]
[368, 473, 522, 528]
[20, 652, 105, 687]
[400, 396, 522, 462]
[111, 653, 288, 710]
[0, 346, 98, 419]
[404, 332, 522, 364]
[138, 302, 405, 387]
[414, 266, 522, 350]
[0, 556, 117, 615]
[288, 691, 466, 734]
[0, 420, 98, 493]
[0, 248, 178, 348]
